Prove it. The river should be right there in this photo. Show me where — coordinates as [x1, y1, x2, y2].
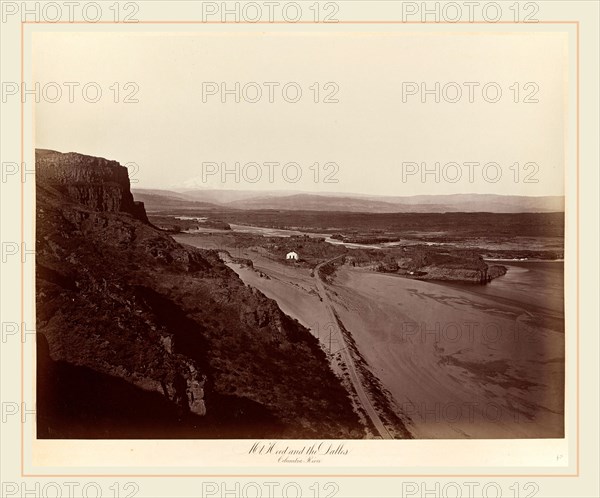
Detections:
[328, 262, 565, 438]
[195, 223, 564, 254]
[178, 228, 565, 438]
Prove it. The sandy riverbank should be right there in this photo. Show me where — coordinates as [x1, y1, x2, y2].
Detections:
[175, 234, 564, 439]
[328, 268, 564, 438]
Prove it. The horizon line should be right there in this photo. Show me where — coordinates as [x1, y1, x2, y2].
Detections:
[132, 186, 566, 199]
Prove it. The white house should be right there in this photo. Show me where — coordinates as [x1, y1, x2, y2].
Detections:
[286, 251, 299, 261]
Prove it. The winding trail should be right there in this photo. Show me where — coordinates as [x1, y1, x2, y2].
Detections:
[314, 257, 393, 440]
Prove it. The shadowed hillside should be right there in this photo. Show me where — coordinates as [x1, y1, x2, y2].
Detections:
[36, 149, 363, 439]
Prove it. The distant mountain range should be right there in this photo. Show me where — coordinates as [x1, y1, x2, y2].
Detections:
[133, 188, 565, 213]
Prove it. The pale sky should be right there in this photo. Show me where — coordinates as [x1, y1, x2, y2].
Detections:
[34, 31, 567, 196]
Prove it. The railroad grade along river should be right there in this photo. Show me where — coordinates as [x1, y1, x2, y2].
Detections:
[177, 227, 564, 439]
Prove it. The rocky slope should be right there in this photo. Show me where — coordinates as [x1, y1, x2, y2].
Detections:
[409, 264, 507, 283]
[392, 248, 508, 283]
[36, 149, 362, 439]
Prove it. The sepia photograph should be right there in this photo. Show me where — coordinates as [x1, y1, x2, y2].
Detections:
[3, 1, 600, 497]
[33, 29, 566, 442]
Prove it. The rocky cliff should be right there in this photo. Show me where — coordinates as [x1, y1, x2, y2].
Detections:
[399, 247, 508, 284]
[412, 264, 507, 283]
[415, 266, 506, 284]
[36, 149, 149, 222]
[36, 149, 362, 439]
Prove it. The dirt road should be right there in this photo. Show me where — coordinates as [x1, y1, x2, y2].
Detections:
[314, 258, 393, 440]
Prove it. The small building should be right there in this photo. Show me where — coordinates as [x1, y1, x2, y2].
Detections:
[286, 251, 299, 261]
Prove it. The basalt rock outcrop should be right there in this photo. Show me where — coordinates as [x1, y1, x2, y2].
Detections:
[36, 149, 362, 439]
[36, 149, 149, 223]
[413, 263, 507, 283]
[398, 248, 508, 284]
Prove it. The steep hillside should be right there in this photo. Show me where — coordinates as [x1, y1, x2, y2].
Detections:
[36, 149, 362, 439]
